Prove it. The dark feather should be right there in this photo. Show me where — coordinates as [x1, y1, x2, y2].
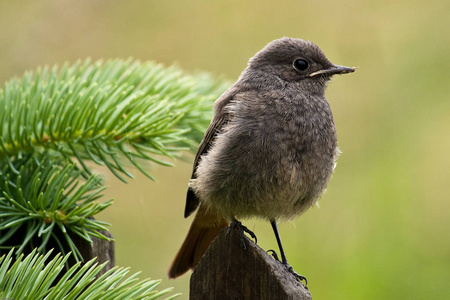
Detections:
[183, 97, 232, 218]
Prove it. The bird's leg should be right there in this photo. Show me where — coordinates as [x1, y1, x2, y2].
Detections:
[226, 218, 257, 250]
[270, 219, 308, 285]
[270, 219, 289, 264]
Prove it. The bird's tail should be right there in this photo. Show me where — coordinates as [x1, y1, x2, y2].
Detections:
[168, 205, 229, 278]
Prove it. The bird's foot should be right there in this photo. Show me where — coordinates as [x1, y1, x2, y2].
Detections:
[267, 250, 308, 285]
[226, 219, 257, 250]
[267, 249, 280, 261]
[283, 263, 308, 286]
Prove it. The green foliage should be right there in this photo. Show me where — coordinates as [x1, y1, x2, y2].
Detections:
[0, 58, 228, 181]
[0, 249, 180, 299]
[0, 59, 228, 258]
[0, 155, 111, 260]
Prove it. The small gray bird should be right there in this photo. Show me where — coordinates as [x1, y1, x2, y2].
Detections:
[168, 37, 355, 280]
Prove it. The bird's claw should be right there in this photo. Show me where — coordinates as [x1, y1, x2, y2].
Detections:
[226, 219, 257, 250]
[267, 251, 307, 285]
[267, 249, 280, 261]
[284, 264, 308, 285]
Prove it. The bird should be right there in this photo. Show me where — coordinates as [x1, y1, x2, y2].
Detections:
[168, 37, 355, 280]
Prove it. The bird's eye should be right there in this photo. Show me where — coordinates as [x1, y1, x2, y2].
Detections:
[293, 59, 309, 72]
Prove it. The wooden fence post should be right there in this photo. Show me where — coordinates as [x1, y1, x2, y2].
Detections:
[68, 230, 115, 276]
[5, 224, 115, 277]
[190, 227, 312, 300]
[44, 228, 115, 278]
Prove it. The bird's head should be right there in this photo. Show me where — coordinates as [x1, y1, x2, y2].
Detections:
[244, 37, 355, 95]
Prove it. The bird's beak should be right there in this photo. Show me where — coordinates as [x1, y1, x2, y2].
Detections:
[308, 65, 356, 77]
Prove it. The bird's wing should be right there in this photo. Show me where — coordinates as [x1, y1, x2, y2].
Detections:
[184, 93, 234, 218]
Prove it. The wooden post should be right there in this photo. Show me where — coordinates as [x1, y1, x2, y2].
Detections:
[67, 230, 115, 276]
[5, 225, 115, 278]
[43, 228, 115, 278]
[190, 227, 312, 300]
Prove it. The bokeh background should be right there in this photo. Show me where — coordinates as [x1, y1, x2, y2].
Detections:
[1, 0, 449, 299]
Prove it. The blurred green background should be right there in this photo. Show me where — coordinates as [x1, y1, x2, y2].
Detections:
[1, 0, 449, 299]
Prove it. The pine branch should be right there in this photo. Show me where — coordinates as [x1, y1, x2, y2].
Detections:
[0, 59, 228, 259]
[0, 154, 112, 260]
[0, 249, 180, 300]
[0, 58, 229, 182]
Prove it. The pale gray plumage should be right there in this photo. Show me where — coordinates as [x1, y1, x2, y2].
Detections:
[169, 37, 354, 279]
[190, 37, 348, 220]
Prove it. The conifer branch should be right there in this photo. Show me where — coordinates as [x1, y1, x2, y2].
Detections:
[0, 249, 180, 299]
[0, 58, 228, 181]
[0, 59, 228, 258]
[0, 154, 112, 260]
